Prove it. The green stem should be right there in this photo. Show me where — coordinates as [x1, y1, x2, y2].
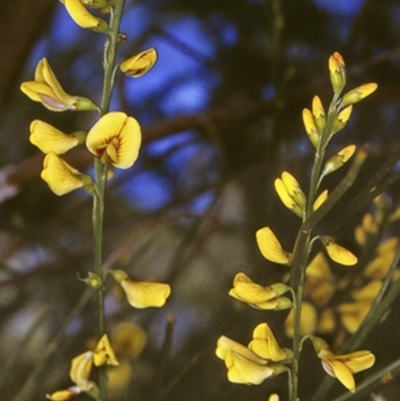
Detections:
[94, 1, 125, 400]
[289, 90, 357, 401]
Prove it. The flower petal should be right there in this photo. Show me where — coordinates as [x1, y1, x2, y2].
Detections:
[120, 279, 171, 309]
[256, 227, 291, 265]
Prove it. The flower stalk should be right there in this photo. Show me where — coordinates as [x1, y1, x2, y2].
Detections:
[93, 1, 125, 400]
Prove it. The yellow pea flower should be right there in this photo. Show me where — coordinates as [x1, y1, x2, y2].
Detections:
[41, 152, 93, 196]
[62, 0, 109, 32]
[323, 238, 358, 266]
[248, 323, 292, 362]
[111, 322, 147, 358]
[110, 269, 171, 309]
[215, 336, 284, 385]
[285, 301, 317, 337]
[120, 48, 158, 78]
[93, 334, 119, 367]
[69, 351, 94, 391]
[337, 302, 371, 334]
[274, 171, 306, 218]
[86, 111, 142, 169]
[20, 58, 97, 112]
[311, 336, 375, 392]
[329, 51, 346, 93]
[340, 83, 378, 108]
[305, 252, 335, 307]
[107, 361, 133, 399]
[46, 387, 81, 400]
[228, 272, 291, 310]
[255, 227, 292, 265]
[268, 395, 280, 401]
[30, 120, 85, 154]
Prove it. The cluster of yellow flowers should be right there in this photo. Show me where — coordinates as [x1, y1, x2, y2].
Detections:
[20, 1, 171, 399]
[216, 52, 379, 396]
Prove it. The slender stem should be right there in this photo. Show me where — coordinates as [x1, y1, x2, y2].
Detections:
[93, 1, 125, 400]
[289, 90, 354, 401]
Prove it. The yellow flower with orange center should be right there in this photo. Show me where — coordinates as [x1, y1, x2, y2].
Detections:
[86, 111, 142, 169]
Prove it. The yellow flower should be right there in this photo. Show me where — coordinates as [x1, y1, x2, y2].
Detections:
[340, 83, 378, 108]
[62, 0, 109, 31]
[93, 334, 119, 367]
[255, 227, 292, 265]
[268, 395, 279, 401]
[46, 387, 81, 400]
[41, 152, 93, 196]
[285, 301, 317, 337]
[248, 323, 292, 362]
[318, 348, 375, 392]
[30, 120, 85, 154]
[228, 273, 291, 310]
[305, 253, 336, 307]
[329, 51, 346, 93]
[324, 238, 358, 266]
[111, 322, 147, 358]
[107, 361, 133, 399]
[274, 171, 306, 218]
[86, 112, 142, 169]
[318, 308, 336, 334]
[111, 269, 171, 309]
[120, 48, 158, 78]
[69, 351, 94, 391]
[216, 336, 283, 385]
[302, 108, 319, 147]
[337, 302, 371, 334]
[20, 58, 97, 112]
[47, 351, 100, 400]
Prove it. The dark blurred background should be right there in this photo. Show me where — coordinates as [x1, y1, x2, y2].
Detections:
[1, 0, 400, 400]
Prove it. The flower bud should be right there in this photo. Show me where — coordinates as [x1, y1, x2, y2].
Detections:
[120, 48, 157, 78]
[329, 52, 346, 94]
[331, 105, 352, 135]
[340, 83, 378, 108]
[77, 272, 102, 289]
[321, 145, 356, 178]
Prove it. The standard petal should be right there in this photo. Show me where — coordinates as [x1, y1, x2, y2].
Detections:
[30, 120, 80, 154]
[120, 279, 171, 308]
[41, 153, 85, 195]
[256, 227, 291, 264]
